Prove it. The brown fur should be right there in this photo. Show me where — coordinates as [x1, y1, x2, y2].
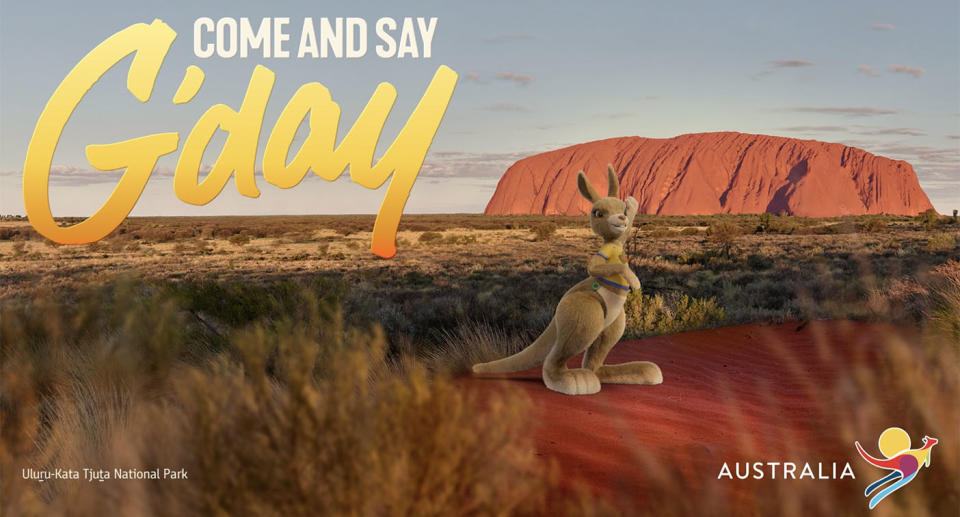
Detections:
[472, 165, 663, 395]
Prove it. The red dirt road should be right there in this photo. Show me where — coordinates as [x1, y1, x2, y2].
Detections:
[467, 321, 907, 509]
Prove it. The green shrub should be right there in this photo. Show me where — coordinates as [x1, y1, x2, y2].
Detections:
[623, 288, 726, 338]
[757, 212, 772, 233]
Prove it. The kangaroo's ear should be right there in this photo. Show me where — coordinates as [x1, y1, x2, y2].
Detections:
[606, 164, 619, 198]
[577, 171, 600, 202]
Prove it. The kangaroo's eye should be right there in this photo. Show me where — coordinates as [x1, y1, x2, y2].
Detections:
[592, 209, 603, 218]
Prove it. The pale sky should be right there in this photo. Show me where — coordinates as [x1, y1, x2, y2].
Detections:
[1, 0, 958, 217]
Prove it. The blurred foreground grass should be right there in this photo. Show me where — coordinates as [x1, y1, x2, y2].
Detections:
[1, 261, 957, 515]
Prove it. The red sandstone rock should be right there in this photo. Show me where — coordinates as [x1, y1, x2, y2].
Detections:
[484, 132, 934, 216]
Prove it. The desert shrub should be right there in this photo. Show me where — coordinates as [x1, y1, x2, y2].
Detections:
[680, 227, 700, 236]
[746, 254, 774, 271]
[11, 242, 26, 256]
[768, 216, 799, 234]
[926, 233, 956, 252]
[623, 288, 726, 338]
[530, 222, 558, 241]
[228, 233, 251, 247]
[757, 212, 772, 233]
[705, 220, 741, 250]
[441, 233, 479, 245]
[418, 231, 443, 244]
[166, 277, 347, 333]
[859, 217, 888, 233]
[191, 239, 214, 255]
[918, 208, 942, 230]
[647, 227, 672, 238]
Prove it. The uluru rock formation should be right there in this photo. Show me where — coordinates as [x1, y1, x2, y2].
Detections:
[484, 132, 934, 216]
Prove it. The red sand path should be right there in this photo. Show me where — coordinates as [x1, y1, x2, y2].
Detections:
[466, 321, 903, 503]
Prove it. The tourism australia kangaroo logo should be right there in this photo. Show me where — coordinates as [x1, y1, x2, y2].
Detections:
[855, 427, 938, 510]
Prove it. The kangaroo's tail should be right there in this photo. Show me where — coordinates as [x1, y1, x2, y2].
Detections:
[472, 319, 556, 374]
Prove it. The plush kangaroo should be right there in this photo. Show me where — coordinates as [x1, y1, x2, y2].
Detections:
[473, 165, 662, 395]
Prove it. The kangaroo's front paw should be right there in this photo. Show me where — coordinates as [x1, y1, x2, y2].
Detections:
[543, 368, 601, 395]
[597, 361, 663, 385]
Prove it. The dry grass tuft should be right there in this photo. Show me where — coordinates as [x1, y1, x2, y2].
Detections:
[0, 283, 598, 516]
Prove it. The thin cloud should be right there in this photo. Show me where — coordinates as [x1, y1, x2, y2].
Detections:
[463, 72, 487, 84]
[778, 125, 849, 132]
[770, 59, 814, 68]
[888, 65, 926, 78]
[782, 106, 899, 117]
[495, 72, 533, 86]
[481, 103, 532, 112]
[857, 65, 878, 77]
[752, 59, 814, 80]
[872, 23, 896, 31]
[947, 135, 960, 140]
[777, 125, 927, 137]
[1, 164, 195, 187]
[869, 143, 960, 178]
[421, 150, 535, 178]
[859, 127, 926, 136]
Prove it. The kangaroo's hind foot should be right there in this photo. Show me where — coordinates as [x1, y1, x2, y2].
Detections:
[543, 367, 601, 395]
[596, 361, 663, 385]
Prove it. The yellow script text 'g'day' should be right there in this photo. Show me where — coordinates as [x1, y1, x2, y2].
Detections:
[23, 19, 457, 258]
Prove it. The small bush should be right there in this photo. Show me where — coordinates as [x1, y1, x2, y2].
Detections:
[706, 220, 741, 252]
[918, 208, 941, 230]
[859, 218, 888, 233]
[228, 233, 251, 247]
[757, 213, 772, 233]
[418, 231, 443, 244]
[926, 233, 957, 252]
[680, 227, 700, 236]
[530, 222, 558, 241]
[623, 289, 726, 338]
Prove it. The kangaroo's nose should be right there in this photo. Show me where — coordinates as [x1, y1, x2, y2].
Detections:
[618, 215, 626, 221]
